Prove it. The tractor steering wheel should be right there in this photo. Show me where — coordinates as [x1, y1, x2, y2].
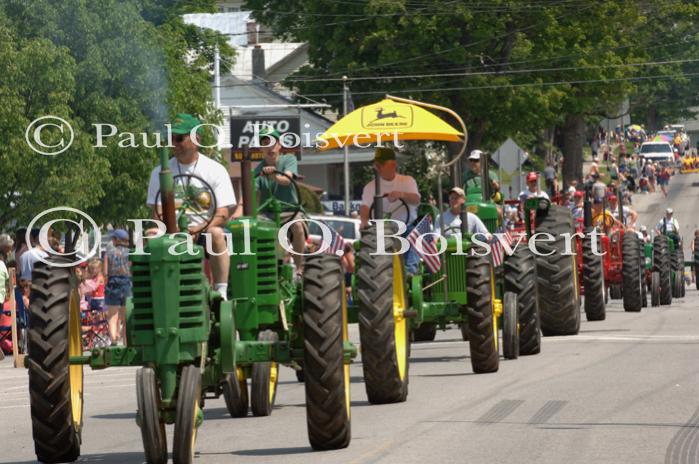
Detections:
[256, 169, 303, 226]
[369, 195, 412, 226]
[155, 173, 218, 231]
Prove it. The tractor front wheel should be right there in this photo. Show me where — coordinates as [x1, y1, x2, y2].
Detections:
[582, 229, 606, 320]
[356, 223, 409, 404]
[173, 365, 201, 464]
[504, 247, 540, 355]
[223, 367, 248, 418]
[302, 254, 351, 450]
[251, 330, 279, 417]
[413, 323, 437, 342]
[465, 255, 499, 373]
[27, 260, 83, 464]
[136, 367, 168, 464]
[654, 235, 672, 305]
[651, 271, 661, 307]
[622, 232, 643, 312]
[502, 292, 519, 360]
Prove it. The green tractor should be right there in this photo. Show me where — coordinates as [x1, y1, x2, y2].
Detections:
[26, 147, 353, 464]
[521, 196, 581, 336]
[644, 233, 677, 306]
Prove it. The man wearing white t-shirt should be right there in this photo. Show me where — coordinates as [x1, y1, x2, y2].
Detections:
[519, 172, 550, 202]
[146, 113, 238, 299]
[360, 147, 421, 273]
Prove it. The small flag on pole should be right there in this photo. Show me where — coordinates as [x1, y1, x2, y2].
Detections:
[323, 222, 346, 256]
[490, 226, 514, 266]
[407, 215, 441, 273]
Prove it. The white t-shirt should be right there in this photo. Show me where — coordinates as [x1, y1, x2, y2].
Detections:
[434, 211, 489, 236]
[147, 153, 236, 225]
[611, 205, 630, 222]
[19, 247, 49, 281]
[518, 189, 550, 201]
[361, 174, 420, 225]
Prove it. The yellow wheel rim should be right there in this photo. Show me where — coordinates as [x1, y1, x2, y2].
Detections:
[68, 289, 83, 431]
[191, 397, 199, 457]
[490, 267, 498, 352]
[269, 362, 278, 404]
[572, 255, 580, 301]
[341, 282, 351, 418]
[392, 256, 407, 381]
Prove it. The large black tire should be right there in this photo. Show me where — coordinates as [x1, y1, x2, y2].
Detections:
[504, 247, 541, 355]
[302, 254, 351, 450]
[653, 235, 672, 305]
[651, 271, 661, 307]
[465, 255, 499, 373]
[641, 274, 648, 308]
[622, 232, 643, 312]
[251, 330, 279, 417]
[27, 260, 83, 464]
[502, 292, 519, 360]
[356, 223, 409, 404]
[609, 285, 622, 300]
[582, 229, 606, 321]
[534, 205, 581, 336]
[412, 323, 437, 342]
[677, 247, 686, 298]
[222, 367, 248, 418]
[173, 365, 201, 464]
[136, 368, 168, 464]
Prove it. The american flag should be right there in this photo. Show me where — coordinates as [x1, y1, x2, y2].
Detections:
[323, 222, 346, 256]
[407, 215, 441, 273]
[490, 226, 515, 267]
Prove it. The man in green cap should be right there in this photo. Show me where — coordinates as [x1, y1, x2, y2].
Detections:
[147, 113, 238, 299]
[254, 126, 306, 274]
[360, 147, 421, 273]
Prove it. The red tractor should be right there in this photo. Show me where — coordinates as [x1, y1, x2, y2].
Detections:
[589, 190, 644, 312]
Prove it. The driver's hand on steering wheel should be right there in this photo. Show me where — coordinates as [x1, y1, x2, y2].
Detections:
[386, 191, 403, 202]
[262, 166, 276, 177]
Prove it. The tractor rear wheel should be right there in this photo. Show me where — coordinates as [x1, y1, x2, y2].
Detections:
[413, 323, 437, 342]
[533, 205, 581, 336]
[582, 229, 606, 320]
[673, 271, 683, 299]
[609, 285, 622, 300]
[504, 247, 540, 355]
[136, 367, 168, 464]
[465, 255, 499, 373]
[356, 223, 409, 404]
[27, 260, 83, 464]
[677, 247, 686, 298]
[641, 276, 648, 308]
[653, 235, 672, 305]
[622, 232, 643, 312]
[251, 330, 279, 417]
[502, 292, 519, 360]
[651, 271, 661, 307]
[222, 367, 248, 418]
[173, 365, 201, 464]
[302, 254, 351, 450]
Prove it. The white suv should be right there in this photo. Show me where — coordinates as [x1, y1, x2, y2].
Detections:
[639, 141, 674, 164]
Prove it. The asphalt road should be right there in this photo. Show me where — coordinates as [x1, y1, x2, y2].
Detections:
[2, 172, 698, 464]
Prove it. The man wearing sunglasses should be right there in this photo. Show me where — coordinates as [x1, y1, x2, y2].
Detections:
[146, 113, 237, 299]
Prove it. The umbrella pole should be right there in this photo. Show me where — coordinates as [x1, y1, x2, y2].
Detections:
[343, 76, 351, 216]
[437, 169, 449, 297]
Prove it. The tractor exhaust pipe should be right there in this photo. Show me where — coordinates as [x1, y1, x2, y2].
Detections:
[241, 144, 254, 217]
[158, 147, 177, 233]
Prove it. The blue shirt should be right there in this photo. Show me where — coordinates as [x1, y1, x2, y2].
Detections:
[434, 210, 490, 236]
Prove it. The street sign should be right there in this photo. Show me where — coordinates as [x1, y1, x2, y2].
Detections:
[230, 116, 301, 161]
[492, 138, 527, 174]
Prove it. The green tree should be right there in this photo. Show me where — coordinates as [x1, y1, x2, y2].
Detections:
[0, 0, 234, 229]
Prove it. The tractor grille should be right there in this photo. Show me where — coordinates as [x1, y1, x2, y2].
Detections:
[483, 218, 498, 234]
[428, 250, 467, 303]
[256, 237, 278, 296]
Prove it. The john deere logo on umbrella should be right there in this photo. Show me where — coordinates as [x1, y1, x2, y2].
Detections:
[361, 104, 413, 129]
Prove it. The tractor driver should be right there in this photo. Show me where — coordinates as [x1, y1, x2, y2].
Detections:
[519, 172, 550, 201]
[608, 194, 638, 230]
[146, 113, 238, 299]
[464, 150, 501, 200]
[656, 208, 681, 245]
[360, 147, 421, 274]
[254, 127, 307, 276]
[434, 187, 490, 238]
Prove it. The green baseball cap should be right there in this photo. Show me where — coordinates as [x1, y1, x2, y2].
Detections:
[374, 147, 396, 163]
[171, 113, 203, 135]
[259, 127, 282, 140]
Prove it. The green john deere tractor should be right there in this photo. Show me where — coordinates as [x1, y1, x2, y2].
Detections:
[26, 147, 353, 464]
[644, 232, 678, 306]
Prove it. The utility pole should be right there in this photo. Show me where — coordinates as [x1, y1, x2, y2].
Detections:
[342, 76, 351, 216]
[214, 46, 221, 109]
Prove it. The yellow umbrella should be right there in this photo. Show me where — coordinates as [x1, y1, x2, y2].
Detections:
[317, 96, 464, 152]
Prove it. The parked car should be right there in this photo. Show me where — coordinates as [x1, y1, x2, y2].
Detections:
[639, 141, 674, 164]
[307, 215, 361, 246]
